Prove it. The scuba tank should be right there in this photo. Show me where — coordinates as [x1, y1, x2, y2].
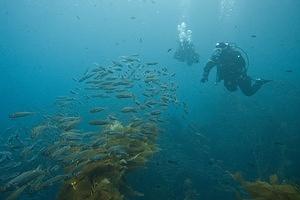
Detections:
[228, 43, 250, 72]
[214, 43, 250, 84]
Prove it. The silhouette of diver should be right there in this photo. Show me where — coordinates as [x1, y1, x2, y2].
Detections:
[201, 42, 271, 96]
[174, 40, 200, 66]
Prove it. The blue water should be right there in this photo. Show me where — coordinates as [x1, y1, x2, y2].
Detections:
[1, 0, 300, 199]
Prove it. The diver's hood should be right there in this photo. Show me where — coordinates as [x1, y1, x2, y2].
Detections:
[215, 42, 229, 49]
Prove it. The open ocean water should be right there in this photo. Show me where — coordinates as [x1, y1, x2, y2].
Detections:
[0, 0, 300, 200]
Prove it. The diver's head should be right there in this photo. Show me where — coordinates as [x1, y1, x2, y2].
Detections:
[215, 42, 229, 49]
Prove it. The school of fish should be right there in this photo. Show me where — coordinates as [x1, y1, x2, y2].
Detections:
[1, 55, 186, 199]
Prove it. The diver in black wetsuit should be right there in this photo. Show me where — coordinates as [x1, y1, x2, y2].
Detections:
[174, 40, 200, 66]
[201, 42, 271, 96]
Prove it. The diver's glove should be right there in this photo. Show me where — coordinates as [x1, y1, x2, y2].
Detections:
[201, 77, 208, 83]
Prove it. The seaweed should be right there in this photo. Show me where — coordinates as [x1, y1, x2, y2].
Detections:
[58, 121, 159, 200]
[233, 173, 300, 200]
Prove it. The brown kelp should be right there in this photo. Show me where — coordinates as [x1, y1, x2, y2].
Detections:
[233, 172, 300, 200]
[58, 121, 158, 200]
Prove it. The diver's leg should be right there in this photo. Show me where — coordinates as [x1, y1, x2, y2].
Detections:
[238, 76, 262, 96]
[224, 79, 238, 92]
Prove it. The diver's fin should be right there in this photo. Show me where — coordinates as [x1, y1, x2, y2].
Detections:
[255, 78, 273, 85]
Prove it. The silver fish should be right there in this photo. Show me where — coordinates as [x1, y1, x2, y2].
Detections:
[9, 112, 35, 119]
[6, 184, 28, 200]
[146, 62, 158, 66]
[90, 107, 105, 113]
[116, 93, 134, 99]
[6, 166, 44, 187]
[89, 120, 110, 126]
[150, 110, 161, 115]
[78, 72, 96, 82]
[121, 107, 137, 113]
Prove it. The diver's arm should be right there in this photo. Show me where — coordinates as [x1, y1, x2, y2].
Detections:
[201, 61, 216, 82]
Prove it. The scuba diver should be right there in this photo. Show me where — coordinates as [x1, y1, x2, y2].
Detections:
[201, 42, 271, 96]
[174, 22, 200, 66]
[174, 40, 200, 66]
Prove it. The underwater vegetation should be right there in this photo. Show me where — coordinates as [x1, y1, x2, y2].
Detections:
[58, 121, 158, 200]
[233, 172, 300, 200]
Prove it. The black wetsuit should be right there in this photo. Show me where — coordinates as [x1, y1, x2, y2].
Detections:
[202, 47, 263, 96]
[174, 41, 200, 66]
